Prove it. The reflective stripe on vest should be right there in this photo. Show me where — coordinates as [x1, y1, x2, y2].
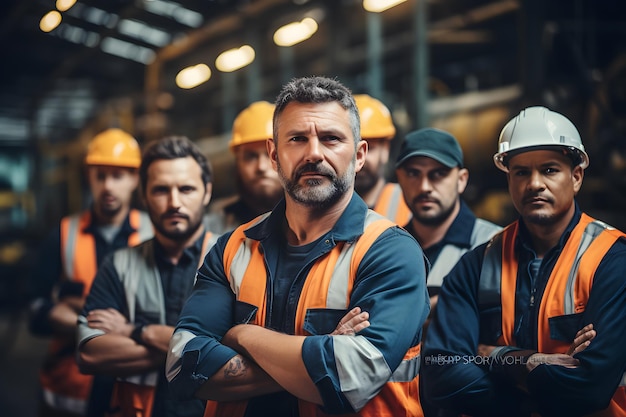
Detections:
[43, 210, 152, 414]
[427, 218, 501, 288]
[61, 209, 153, 294]
[373, 183, 412, 225]
[479, 214, 626, 400]
[209, 210, 422, 417]
[106, 232, 217, 415]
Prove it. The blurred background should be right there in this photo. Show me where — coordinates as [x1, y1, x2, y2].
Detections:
[1, 0, 625, 415]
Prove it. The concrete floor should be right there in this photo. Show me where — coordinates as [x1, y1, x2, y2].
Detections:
[0, 310, 49, 417]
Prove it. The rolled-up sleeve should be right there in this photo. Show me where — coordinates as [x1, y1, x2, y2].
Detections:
[302, 228, 429, 413]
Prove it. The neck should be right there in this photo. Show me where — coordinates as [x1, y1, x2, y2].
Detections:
[524, 205, 575, 258]
[410, 200, 460, 249]
[93, 206, 130, 227]
[155, 226, 205, 265]
[284, 193, 351, 246]
[360, 178, 386, 208]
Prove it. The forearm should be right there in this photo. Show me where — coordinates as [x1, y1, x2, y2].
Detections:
[48, 300, 82, 336]
[225, 324, 322, 404]
[195, 353, 283, 401]
[138, 324, 174, 353]
[79, 334, 164, 376]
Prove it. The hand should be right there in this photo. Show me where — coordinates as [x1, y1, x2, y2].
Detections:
[86, 308, 133, 337]
[566, 323, 595, 356]
[526, 352, 580, 372]
[331, 307, 370, 335]
[477, 343, 496, 357]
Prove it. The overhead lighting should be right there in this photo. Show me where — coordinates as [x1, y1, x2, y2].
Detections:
[273, 18, 318, 47]
[53, 23, 100, 47]
[40, 11, 62, 32]
[176, 64, 211, 89]
[56, 0, 77, 12]
[101, 37, 155, 64]
[143, 0, 203, 28]
[118, 19, 171, 47]
[363, 0, 407, 13]
[215, 45, 255, 72]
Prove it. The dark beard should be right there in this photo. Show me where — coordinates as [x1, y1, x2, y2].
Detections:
[412, 199, 456, 226]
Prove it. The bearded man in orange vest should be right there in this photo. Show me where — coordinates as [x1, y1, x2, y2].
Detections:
[421, 106, 626, 417]
[353, 94, 412, 225]
[167, 76, 430, 417]
[29, 128, 153, 417]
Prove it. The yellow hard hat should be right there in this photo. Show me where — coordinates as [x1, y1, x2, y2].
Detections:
[85, 128, 141, 168]
[229, 101, 275, 150]
[354, 94, 396, 140]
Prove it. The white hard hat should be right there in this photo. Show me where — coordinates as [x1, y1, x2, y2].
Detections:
[493, 106, 589, 172]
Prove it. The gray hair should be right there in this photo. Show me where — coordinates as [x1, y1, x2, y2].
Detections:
[273, 76, 360, 145]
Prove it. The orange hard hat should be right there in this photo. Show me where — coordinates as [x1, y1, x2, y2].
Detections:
[85, 128, 141, 168]
[229, 101, 275, 151]
[354, 94, 396, 140]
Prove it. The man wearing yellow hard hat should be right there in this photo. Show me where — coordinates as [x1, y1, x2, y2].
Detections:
[29, 128, 153, 417]
[354, 94, 412, 224]
[208, 101, 283, 233]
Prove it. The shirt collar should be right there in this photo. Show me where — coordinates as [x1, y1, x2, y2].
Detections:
[153, 228, 206, 266]
[83, 207, 137, 236]
[245, 192, 369, 244]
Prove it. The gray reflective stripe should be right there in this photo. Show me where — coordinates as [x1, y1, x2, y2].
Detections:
[229, 213, 269, 296]
[43, 388, 87, 414]
[166, 330, 196, 382]
[63, 214, 81, 279]
[389, 354, 420, 382]
[621, 372, 626, 387]
[383, 184, 403, 221]
[136, 211, 154, 243]
[478, 232, 504, 308]
[429, 219, 501, 288]
[563, 220, 608, 315]
[113, 240, 165, 325]
[122, 371, 159, 387]
[333, 335, 391, 411]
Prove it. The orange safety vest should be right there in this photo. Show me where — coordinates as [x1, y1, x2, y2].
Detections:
[40, 209, 152, 415]
[204, 212, 423, 417]
[372, 183, 412, 225]
[482, 214, 626, 417]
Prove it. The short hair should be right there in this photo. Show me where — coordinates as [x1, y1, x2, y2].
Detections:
[139, 136, 212, 193]
[273, 76, 360, 145]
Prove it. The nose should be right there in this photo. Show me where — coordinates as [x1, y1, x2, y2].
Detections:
[418, 176, 433, 193]
[527, 169, 545, 191]
[304, 137, 323, 164]
[168, 189, 182, 209]
[257, 152, 272, 172]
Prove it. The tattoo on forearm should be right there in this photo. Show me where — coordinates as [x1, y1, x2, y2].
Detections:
[224, 356, 248, 379]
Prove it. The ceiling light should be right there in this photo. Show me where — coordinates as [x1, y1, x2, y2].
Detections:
[118, 19, 171, 47]
[40, 11, 62, 33]
[101, 37, 155, 64]
[176, 64, 212, 89]
[363, 0, 407, 13]
[273, 18, 318, 47]
[56, 0, 77, 12]
[215, 45, 255, 72]
[143, 0, 203, 28]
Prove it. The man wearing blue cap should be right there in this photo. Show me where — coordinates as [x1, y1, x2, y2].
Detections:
[395, 127, 501, 304]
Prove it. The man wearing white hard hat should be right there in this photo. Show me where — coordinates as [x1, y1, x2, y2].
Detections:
[421, 106, 626, 416]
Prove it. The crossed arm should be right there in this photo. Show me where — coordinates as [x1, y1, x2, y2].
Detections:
[194, 307, 371, 403]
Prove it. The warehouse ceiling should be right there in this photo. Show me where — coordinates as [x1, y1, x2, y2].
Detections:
[0, 0, 251, 145]
[0, 0, 623, 147]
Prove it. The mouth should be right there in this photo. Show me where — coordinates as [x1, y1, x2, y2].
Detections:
[523, 196, 550, 205]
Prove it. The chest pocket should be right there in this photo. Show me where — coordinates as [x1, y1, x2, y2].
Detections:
[303, 308, 349, 335]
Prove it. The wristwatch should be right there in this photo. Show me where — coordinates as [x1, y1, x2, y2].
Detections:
[130, 323, 146, 345]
